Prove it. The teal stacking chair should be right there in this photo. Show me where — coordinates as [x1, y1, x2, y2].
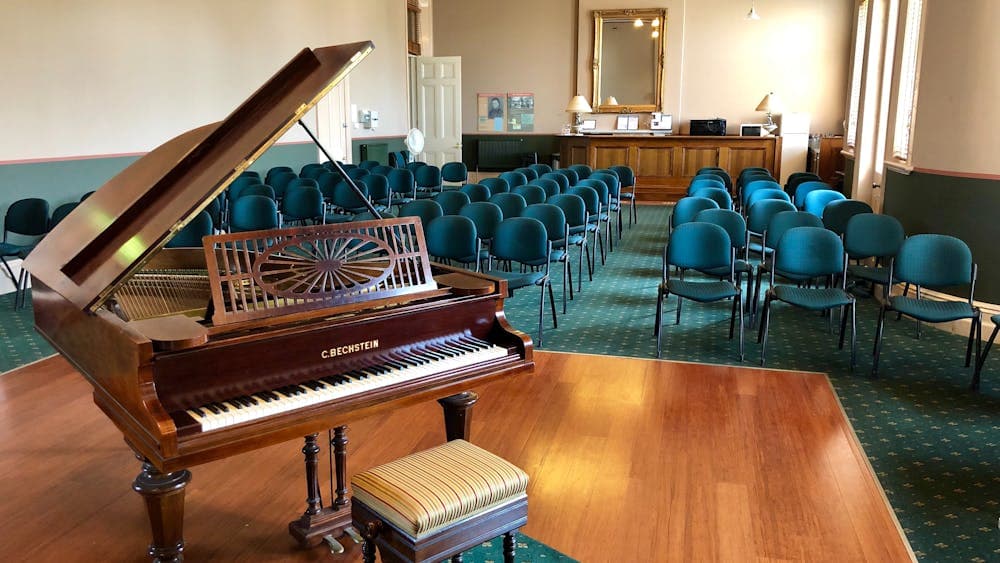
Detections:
[459, 183, 491, 203]
[693, 208, 754, 310]
[786, 172, 821, 197]
[358, 160, 380, 170]
[268, 171, 297, 200]
[750, 210, 824, 325]
[499, 171, 528, 189]
[822, 199, 873, 237]
[555, 168, 579, 186]
[742, 179, 783, 211]
[691, 187, 732, 210]
[346, 167, 370, 182]
[843, 213, 905, 295]
[528, 163, 553, 176]
[590, 171, 622, 240]
[566, 185, 606, 268]
[239, 170, 261, 180]
[514, 167, 539, 181]
[48, 202, 79, 231]
[532, 177, 561, 199]
[405, 161, 427, 173]
[522, 203, 572, 313]
[240, 184, 276, 200]
[230, 195, 279, 232]
[610, 165, 637, 226]
[745, 188, 791, 212]
[568, 164, 592, 180]
[386, 168, 417, 207]
[370, 165, 394, 177]
[231, 175, 265, 194]
[804, 189, 846, 217]
[488, 192, 527, 219]
[576, 178, 615, 255]
[359, 175, 391, 212]
[441, 162, 468, 186]
[872, 234, 981, 377]
[415, 164, 443, 197]
[668, 196, 719, 236]
[3, 198, 50, 308]
[513, 185, 546, 206]
[265, 166, 293, 184]
[655, 222, 743, 360]
[398, 200, 444, 228]
[166, 210, 213, 248]
[697, 167, 733, 191]
[328, 180, 370, 220]
[287, 177, 319, 192]
[480, 177, 510, 195]
[488, 217, 558, 347]
[541, 172, 570, 193]
[546, 193, 591, 291]
[972, 313, 1000, 391]
[433, 190, 472, 215]
[281, 185, 324, 226]
[758, 227, 856, 368]
[687, 177, 727, 196]
[301, 164, 327, 180]
[459, 201, 503, 248]
[425, 215, 484, 271]
[794, 181, 833, 209]
[745, 199, 796, 259]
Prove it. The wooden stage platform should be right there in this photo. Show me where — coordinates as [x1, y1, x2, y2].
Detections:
[0, 352, 914, 561]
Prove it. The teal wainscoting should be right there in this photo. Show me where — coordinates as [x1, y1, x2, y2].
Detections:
[842, 155, 855, 195]
[882, 168, 1000, 303]
[351, 137, 406, 165]
[462, 134, 559, 172]
[0, 143, 320, 220]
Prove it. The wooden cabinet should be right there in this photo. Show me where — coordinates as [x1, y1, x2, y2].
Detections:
[558, 135, 781, 202]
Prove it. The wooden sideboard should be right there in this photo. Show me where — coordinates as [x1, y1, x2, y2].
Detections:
[559, 134, 782, 202]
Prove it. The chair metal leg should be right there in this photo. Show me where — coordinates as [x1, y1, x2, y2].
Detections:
[655, 290, 665, 358]
[536, 282, 545, 348]
[872, 305, 887, 377]
[759, 295, 772, 366]
[972, 323, 999, 391]
[751, 267, 765, 327]
[850, 302, 857, 370]
[547, 282, 558, 329]
[561, 259, 568, 314]
[729, 295, 738, 339]
[737, 294, 745, 362]
[675, 296, 683, 325]
[964, 312, 979, 367]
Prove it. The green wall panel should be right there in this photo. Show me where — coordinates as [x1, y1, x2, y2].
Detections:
[461, 135, 560, 171]
[882, 169, 1000, 303]
[351, 137, 406, 165]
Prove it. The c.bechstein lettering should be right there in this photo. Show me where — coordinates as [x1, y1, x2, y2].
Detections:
[320, 339, 379, 359]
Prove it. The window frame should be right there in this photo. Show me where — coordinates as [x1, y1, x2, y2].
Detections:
[845, 0, 869, 150]
[888, 0, 925, 164]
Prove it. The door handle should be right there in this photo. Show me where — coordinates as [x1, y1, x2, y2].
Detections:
[454, 144, 463, 149]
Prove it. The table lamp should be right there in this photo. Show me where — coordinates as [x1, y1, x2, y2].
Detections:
[756, 92, 782, 133]
[566, 95, 593, 134]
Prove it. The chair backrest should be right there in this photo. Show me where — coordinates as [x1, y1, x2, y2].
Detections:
[239, 170, 261, 180]
[301, 165, 327, 180]
[415, 165, 442, 190]
[742, 180, 782, 207]
[389, 150, 410, 168]
[738, 168, 772, 183]
[387, 169, 416, 196]
[541, 172, 570, 192]
[4, 198, 50, 238]
[691, 187, 733, 210]
[786, 172, 821, 195]
[843, 213, 905, 260]
[405, 161, 427, 173]
[764, 210, 823, 251]
[346, 167, 370, 181]
[773, 227, 846, 279]
[205, 197, 222, 231]
[480, 177, 510, 194]
[231, 176, 264, 194]
[666, 222, 732, 272]
[687, 177, 727, 196]
[522, 203, 567, 242]
[441, 162, 468, 183]
[499, 171, 528, 189]
[567, 186, 601, 216]
[359, 174, 390, 202]
[568, 164, 593, 180]
[316, 172, 338, 200]
[268, 171, 297, 196]
[265, 166, 293, 184]
[398, 200, 444, 226]
[595, 167, 619, 179]
[697, 167, 732, 190]
[287, 177, 319, 192]
[433, 190, 472, 215]
[794, 181, 833, 209]
[894, 234, 974, 288]
[577, 178, 609, 206]
[822, 199, 874, 236]
[331, 180, 370, 210]
[609, 165, 636, 189]
[694, 172, 726, 187]
[746, 199, 796, 235]
[459, 183, 491, 202]
[230, 195, 279, 232]
[492, 217, 549, 265]
[358, 160, 380, 170]
[488, 192, 528, 219]
[281, 185, 324, 222]
[546, 193, 588, 229]
[513, 185, 547, 206]
[459, 201, 504, 240]
[693, 208, 747, 251]
[671, 196, 720, 228]
[79, 191, 96, 201]
[590, 172, 620, 198]
[532, 177, 561, 198]
[803, 189, 847, 217]
[746, 187, 791, 210]
[556, 168, 580, 186]
[425, 215, 478, 263]
[529, 163, 553, 176]
[240, 184, 276, 200]
[514, 167, 539, 181]
[166, 210, 213, 248]
[370, 165, 394, 177]
[48, 202, 80, 231]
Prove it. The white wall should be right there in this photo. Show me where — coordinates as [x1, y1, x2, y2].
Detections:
[0, 0, 411, 162]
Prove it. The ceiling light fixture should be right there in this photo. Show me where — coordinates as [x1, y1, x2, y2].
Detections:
[747, 0, 761, 20]
[634, 18, 644, 27]
[651, 30, 660, 38]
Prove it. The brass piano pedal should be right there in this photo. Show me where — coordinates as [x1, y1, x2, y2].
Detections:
[343, 525, 364, 544]
[322, 534, 345, 554]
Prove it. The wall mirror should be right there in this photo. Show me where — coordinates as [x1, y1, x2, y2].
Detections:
[592, 8, 665, 113]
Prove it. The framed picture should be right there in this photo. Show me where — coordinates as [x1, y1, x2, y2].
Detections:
[506, 92, 534, 132]
[478, 93, 506, 132]
[580, 119, 597, 131]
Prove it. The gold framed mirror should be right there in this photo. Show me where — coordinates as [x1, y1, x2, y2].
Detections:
[592, 8, 666, 113]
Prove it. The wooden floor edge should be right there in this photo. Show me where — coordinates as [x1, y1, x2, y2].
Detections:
[824, 376, 919, 562]
[539, 348, 830, 376]
[0, 354, 58, 377]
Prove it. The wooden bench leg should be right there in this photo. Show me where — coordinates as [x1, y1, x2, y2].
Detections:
[359, 521, 382, 563]
[503, 530, 517, 563]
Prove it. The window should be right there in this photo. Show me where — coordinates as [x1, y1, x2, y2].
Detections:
[407, 0, 422, 56]
[846, 0, 868, 148]
[892, 0, 923, 161]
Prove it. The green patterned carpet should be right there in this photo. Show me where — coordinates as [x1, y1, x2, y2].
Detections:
[502, 205, 1000, 563]
[0, 291, 53, 374]
[460, 534, 576, 563]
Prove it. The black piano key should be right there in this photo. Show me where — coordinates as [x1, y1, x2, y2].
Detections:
[205, 403, 220, 414]
[303, 380, 324, 391]
[191, 407, 205, 417]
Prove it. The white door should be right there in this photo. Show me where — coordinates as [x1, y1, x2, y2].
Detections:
[411, 56, 462, 166]
[315, 78, 351, 164]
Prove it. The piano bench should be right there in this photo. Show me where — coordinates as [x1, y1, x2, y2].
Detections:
[351, 439, 528, 563]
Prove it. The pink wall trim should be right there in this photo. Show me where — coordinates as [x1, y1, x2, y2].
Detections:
[0, 140, 314, 167]
[911, 167, 1000, 181]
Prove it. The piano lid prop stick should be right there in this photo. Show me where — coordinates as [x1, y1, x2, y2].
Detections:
[296, 119, 381, 219]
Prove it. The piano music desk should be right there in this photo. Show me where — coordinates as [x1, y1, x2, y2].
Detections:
[0, 352, 913, 561]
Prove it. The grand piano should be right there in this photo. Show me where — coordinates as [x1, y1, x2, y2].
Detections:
[24, 41, 532, 562]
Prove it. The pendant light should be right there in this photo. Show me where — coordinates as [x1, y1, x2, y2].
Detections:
[747, 0, 761, 20]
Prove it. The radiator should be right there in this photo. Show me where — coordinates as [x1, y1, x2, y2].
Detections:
[360, 143, 389, 164]
[477, 139, 523, 170]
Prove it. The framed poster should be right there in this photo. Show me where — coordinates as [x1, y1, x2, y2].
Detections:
[478, 93, 506, 132]
[506, 93, 534, 132]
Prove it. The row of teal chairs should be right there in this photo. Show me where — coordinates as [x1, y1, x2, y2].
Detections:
[1, 198, 80, 309]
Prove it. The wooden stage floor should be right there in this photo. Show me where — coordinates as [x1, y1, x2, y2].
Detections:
[0, 352, 914, 562]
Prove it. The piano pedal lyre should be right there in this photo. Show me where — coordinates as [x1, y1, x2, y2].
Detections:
[288, 428, 352, 550]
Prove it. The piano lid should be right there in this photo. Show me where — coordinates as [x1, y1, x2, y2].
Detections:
[24, 41, 374, 313]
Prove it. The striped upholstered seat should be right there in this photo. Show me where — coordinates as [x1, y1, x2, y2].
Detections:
[352, 440, 528, 539]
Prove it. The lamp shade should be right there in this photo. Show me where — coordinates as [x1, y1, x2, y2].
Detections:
[566, 95, 593, 113]
[755, 92, 782, 113]
[603, 96, 619, 106]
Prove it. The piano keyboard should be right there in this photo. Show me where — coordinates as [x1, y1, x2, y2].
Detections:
[184, 334, 509, 432]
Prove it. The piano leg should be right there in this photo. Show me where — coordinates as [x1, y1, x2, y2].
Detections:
[438, 392, 480, 441]
[132, 460, 192, 563]
[288, 428, 351, 548]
